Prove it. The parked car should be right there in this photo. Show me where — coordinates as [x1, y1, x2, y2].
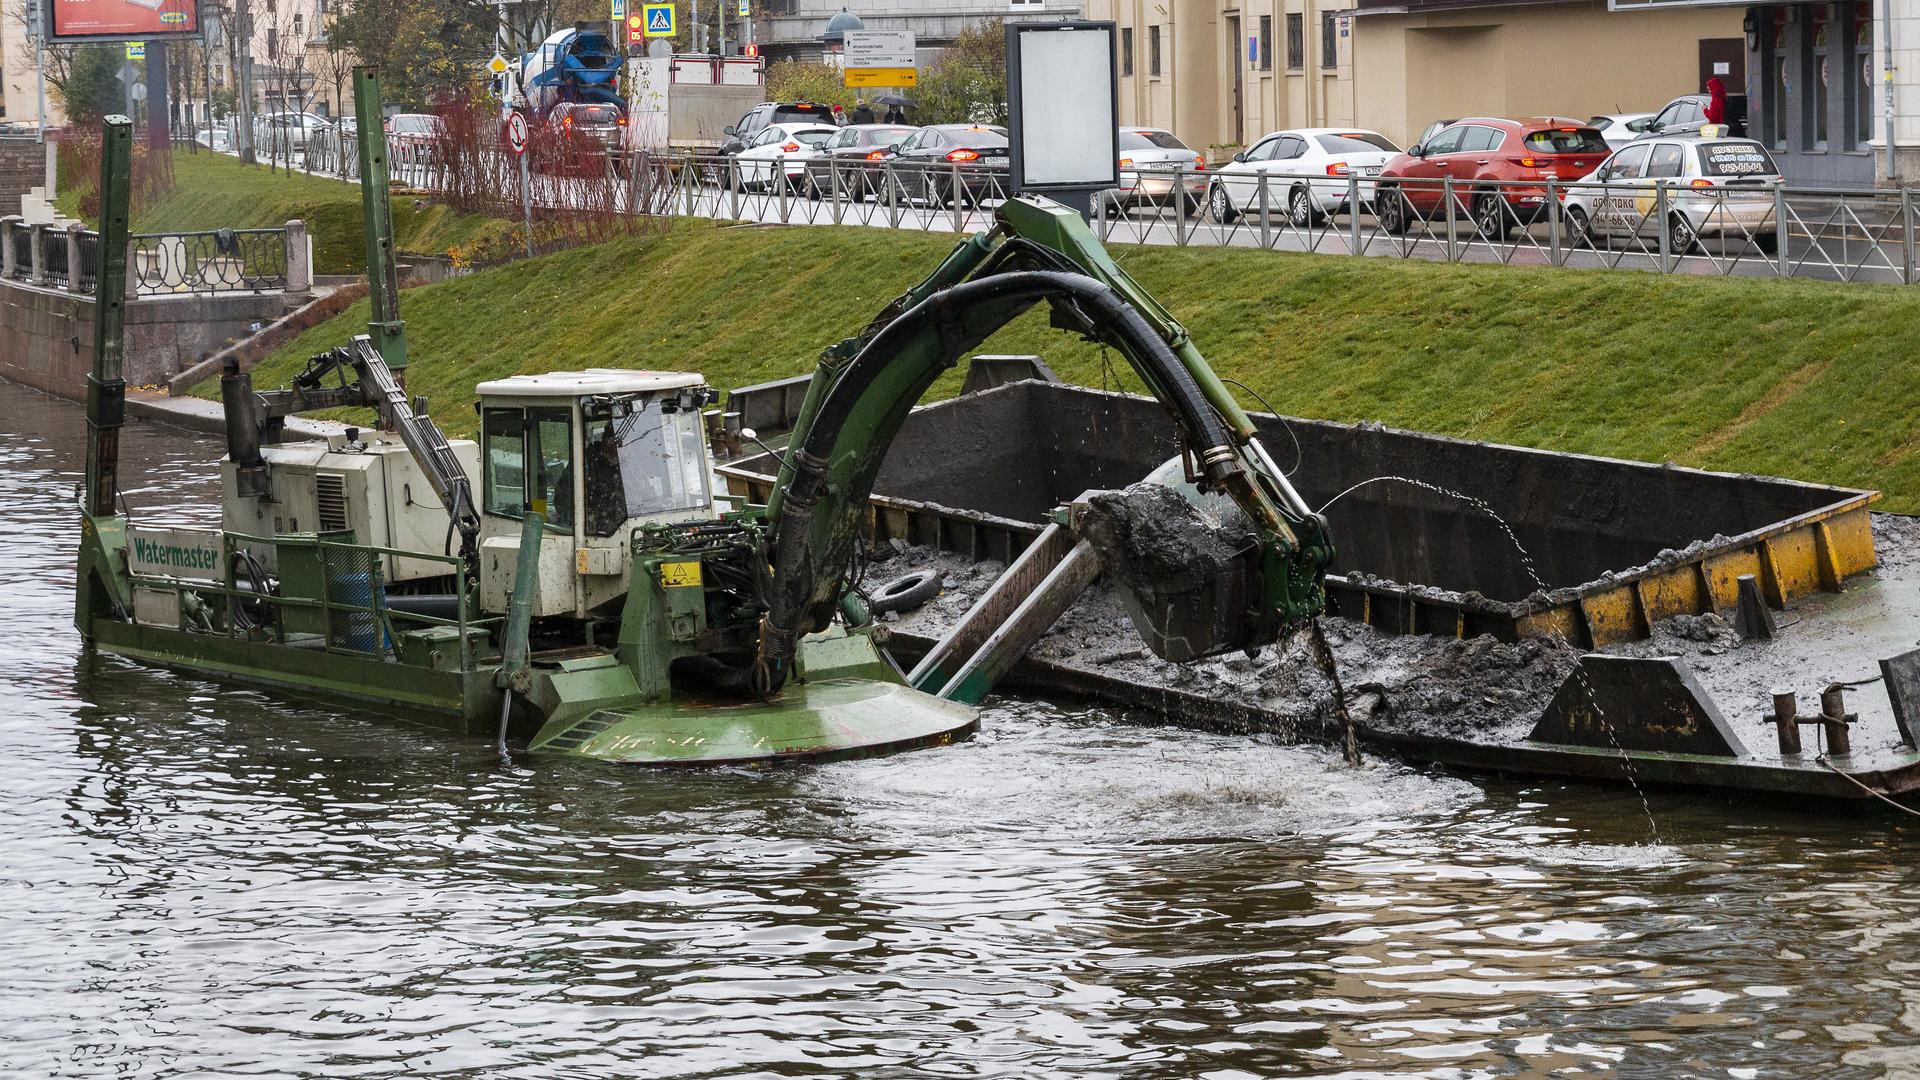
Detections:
[1375, 117, 1610, 238]
[730, 122, 838, 191]
[1207, 127, 1400, 226]
[263, 111, 332, 149]
[719, 102, 839, 156]
[549, 102, 627, 149]
[1589, 112, 1657, 149]
[1636, 93, 1748, 140]
[1107, 128, 1207, 213]
[880, 124, 1010, 207]
[386, 113, 444, 164]
[802, 123, 918, 199]
[1562, 136, 1783, 254]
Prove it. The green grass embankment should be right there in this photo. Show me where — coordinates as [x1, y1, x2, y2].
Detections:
[200, 220, 1920, 512]
[59, 150, 511, 275]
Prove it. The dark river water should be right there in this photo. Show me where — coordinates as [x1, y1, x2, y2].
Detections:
[5, 382, 1920, 1078]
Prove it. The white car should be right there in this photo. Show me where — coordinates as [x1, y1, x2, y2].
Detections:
[731, 123, 838, 191]
[1588, 113, 1657, 150]
[1562, 137, 1783, 254]
[1107, 128, 1207, 212]
[1207, 128, 1401, 226]
[262, 111, 333, 149]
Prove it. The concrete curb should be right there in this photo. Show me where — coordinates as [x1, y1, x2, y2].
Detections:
[166, 282, 369, 396]
[128, 387, 348, 443]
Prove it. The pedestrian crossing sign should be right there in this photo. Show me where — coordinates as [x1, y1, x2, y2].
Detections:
[642, 2, 675, 37]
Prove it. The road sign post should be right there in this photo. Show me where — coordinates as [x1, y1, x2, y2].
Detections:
[507, 112, 532, 258]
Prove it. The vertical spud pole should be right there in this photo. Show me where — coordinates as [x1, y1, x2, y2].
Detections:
[85, 116, 132, 519]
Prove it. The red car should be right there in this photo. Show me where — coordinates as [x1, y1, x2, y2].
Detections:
[1375, 117, 1609, 238]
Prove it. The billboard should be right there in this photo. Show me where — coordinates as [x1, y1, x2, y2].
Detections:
[47, 0, 199, 43]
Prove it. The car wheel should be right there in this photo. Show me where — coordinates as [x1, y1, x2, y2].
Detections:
[1377, 186, 1410, 235]
[1289, 185, 1320, 228]
[850, 177, 869, 203]
[1755, 231, 1779, 254]
[805, 174, 822, 200]
[1183, 192, 1204, 218]
[1667, 212, 1699, 255]
[1208, 183, 1239, 224]
[1564, 205, 1594, 249]
[1473, 191, 1510, 240]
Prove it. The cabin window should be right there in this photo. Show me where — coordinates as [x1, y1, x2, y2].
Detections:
[483, 407, 575, 532]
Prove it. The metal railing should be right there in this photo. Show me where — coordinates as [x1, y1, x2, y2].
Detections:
[123, 530, 493, 668]
[193, 132, 1920, 285]
[129, 227, 290, 294]
[638, 154, 1915, 285]
[0, 217, 300, 296]
[39, 225, 69, 287]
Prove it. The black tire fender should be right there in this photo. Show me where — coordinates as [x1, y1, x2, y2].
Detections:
[869, 569, 943, 614]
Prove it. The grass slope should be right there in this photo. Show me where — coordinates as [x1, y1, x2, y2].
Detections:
[61, 151, 510, 276]
[209, 220, 1920, 511]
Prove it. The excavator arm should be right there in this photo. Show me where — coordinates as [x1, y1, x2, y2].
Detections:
[753, 196, 1334, 691]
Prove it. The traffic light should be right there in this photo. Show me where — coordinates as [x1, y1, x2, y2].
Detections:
[742, 43, 758, 57]
[626, 13, 645, 45]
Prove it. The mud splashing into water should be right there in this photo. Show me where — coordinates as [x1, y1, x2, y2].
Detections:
[1320, 475, 1659, 838]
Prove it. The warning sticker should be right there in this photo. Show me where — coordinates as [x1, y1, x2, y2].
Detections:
[659, 561, 704, 588]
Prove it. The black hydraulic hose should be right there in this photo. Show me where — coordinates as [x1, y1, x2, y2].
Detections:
[762, 270, 1239, 682]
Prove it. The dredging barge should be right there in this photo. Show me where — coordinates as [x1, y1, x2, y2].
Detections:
[723, 373, 1920, 806]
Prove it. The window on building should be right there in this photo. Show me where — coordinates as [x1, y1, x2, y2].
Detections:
[1149, 25, 1162, 77]
[1849, 2, 1872, 149]
[267, 27, 278, 59]
[1286, 13, 1303, 69]
[1808, 7, 1830, 150]
[1259, 16, 1272, 71]
[1322, 12, 1337, 68]
[1121, 26, 1134, 76]
[292, 12, 302, 35]
[1768, 15, 1788, 150]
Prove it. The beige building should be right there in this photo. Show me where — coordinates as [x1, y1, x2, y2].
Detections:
[1087, 0, 1743, 151]
[0, 4, 66, 127]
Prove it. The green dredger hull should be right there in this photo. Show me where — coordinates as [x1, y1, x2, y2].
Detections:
[86, 616, 977, 767]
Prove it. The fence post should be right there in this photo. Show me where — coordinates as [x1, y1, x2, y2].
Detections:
[1094, 183, 1109, 240]
[684, 156, 697, 218]
[0, 216, 17, 278]
[65, 223, 84, 293]
[1258, 172, 1271, 250]
[950, 160, 964, 233]
[1443, 177, 1457, 262]
[777, 159, 790, 223]
[1904, 186, 1916, 285]
[729, 157, 742, 221]
[830, 157, 843, 226]
[1768, 181, 1788, 278]
[27, 223, 44, 284]
[887, 163, 900, 228]
[1546, 178, 1561, 267]
[285, 219, 312, 295]
[1655, 181, 1671, 269]
[1348, 172, 1363, 254]
[1175, 168, 1189, 245]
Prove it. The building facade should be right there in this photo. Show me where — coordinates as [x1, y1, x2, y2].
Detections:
[757, 0, 1081, 64]
[1089, 0, 1743, 153]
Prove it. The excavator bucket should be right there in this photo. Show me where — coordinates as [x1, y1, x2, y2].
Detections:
[1072, 460, 1274, 664]
[527, 627, 978, 766]
[528, 678, 979, 766]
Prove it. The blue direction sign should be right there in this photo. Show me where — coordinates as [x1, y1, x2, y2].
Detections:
[642, 2, 675, 37]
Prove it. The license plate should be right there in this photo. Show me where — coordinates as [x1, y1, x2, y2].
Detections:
[1360, 166, 1381, 175]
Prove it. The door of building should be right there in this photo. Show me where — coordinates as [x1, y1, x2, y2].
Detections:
[1699, 38, 1746, 92]
[1227, 14, 1244, 146]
